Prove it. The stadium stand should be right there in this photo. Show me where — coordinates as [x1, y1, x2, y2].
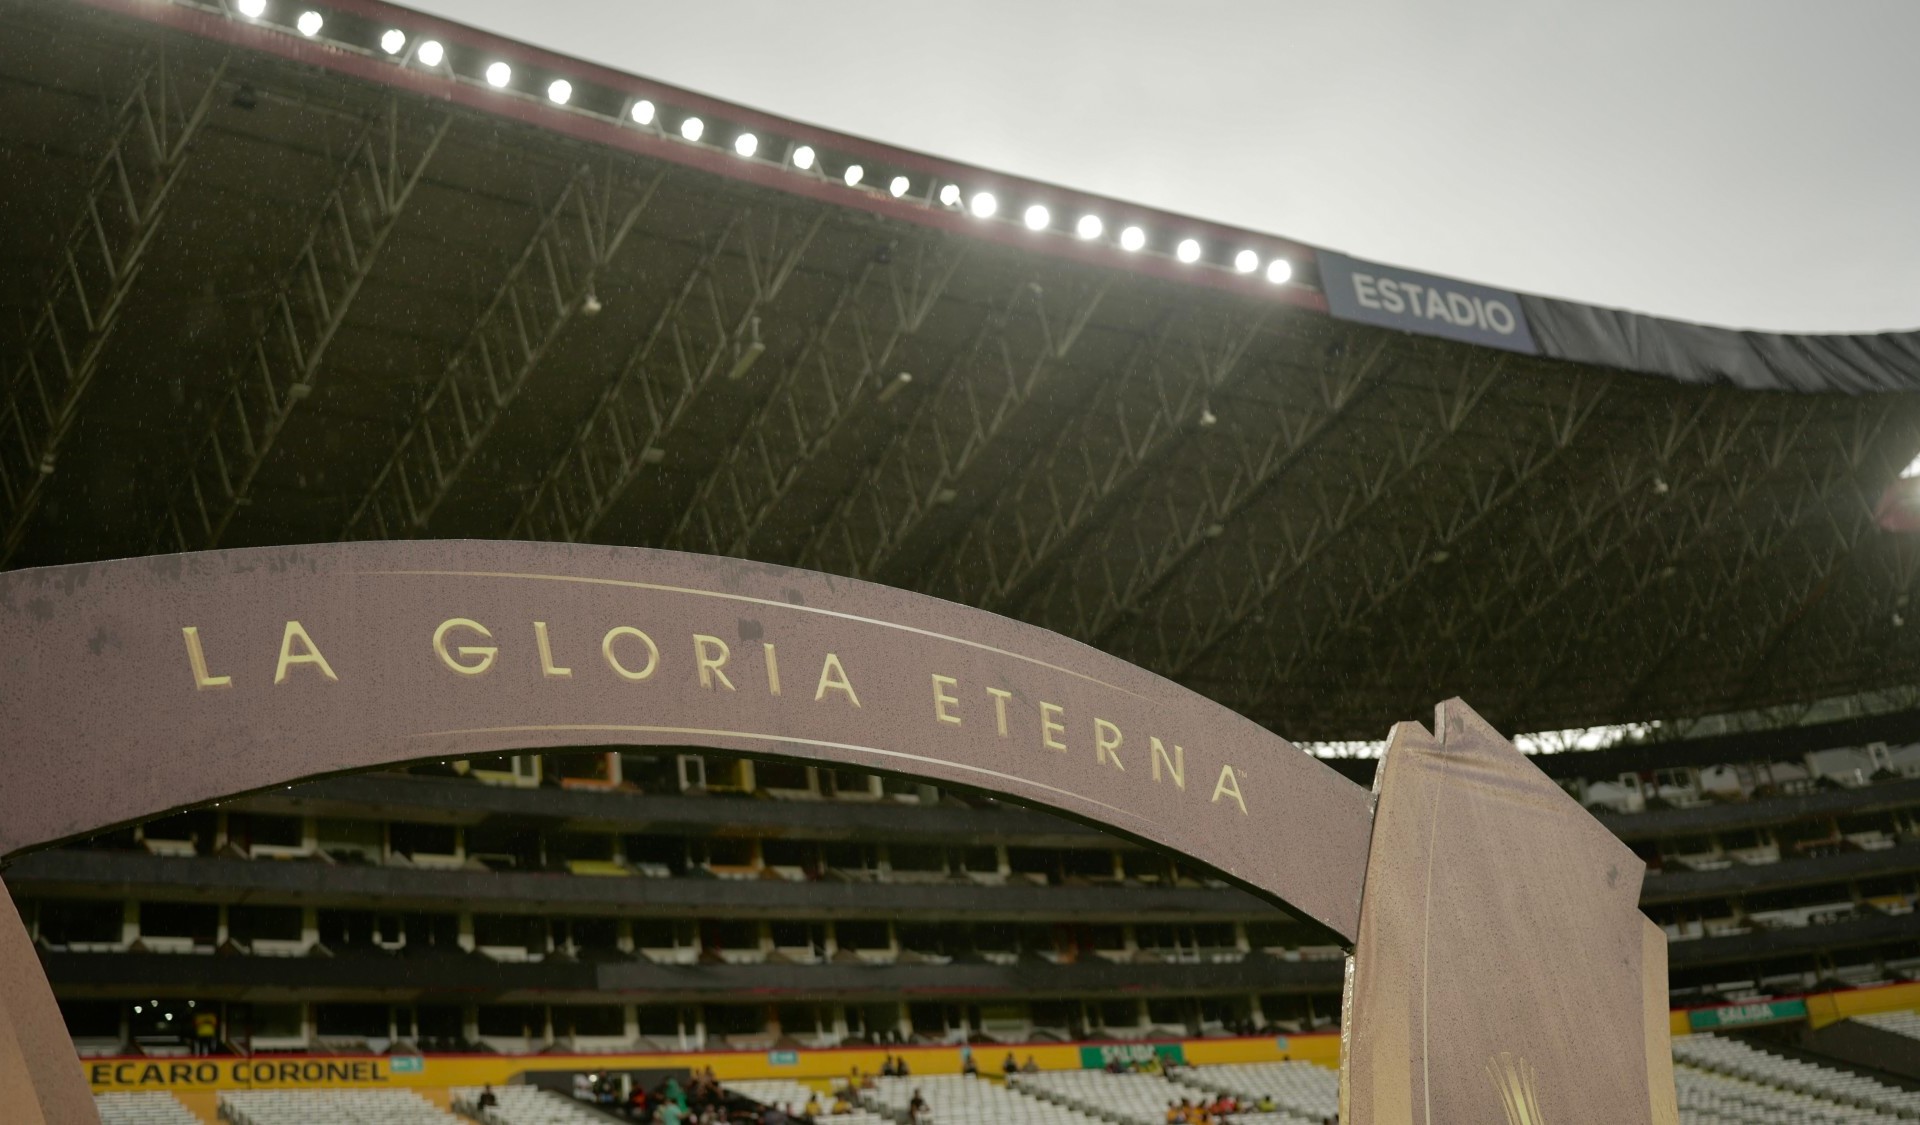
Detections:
[725, 1080, 889, 1123]
[452, 1085, 615, 1125]
[93, 1091, 200, 1125]
[1011, 1069, 1219, 1125]
[1672, 1062, 1912, 1125]
[860, 1074, 1106, 1125]
[218, 1088, 462, 1125]
[1671, 1036, 1920, 1120]
[1856, 1009, 1920, 1042]
[1179, 1062, 1340, 1124]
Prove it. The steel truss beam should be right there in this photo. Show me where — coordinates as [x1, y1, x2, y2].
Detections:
[0, 54, 227, 564]
[1016, 334, 1396, 648]
[1123, 344, 1483, 677]
[794, 276, 1112, 581]
[1233, 368, 1611, 722]
[1377, 391, 1770, 694]
[665, 234, 967, 560]
[1497, 410, 1858, 718]
[924, 306, 1265, 612]
[511, 209, 824, 542]
[157, 102, 450, 552]
[1607, 413, 1896, 719]
[343, 165, 662, 540]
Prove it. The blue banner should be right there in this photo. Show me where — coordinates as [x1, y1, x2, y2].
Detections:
[1317, 251, 1537, 354]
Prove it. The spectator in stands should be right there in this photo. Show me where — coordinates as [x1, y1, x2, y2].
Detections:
[896, 1054, 912, 1077]
[1021, 1055, 1039, 1074]
[657, 1098, 685, 1125]
[1002, 1052, 1019, 1077]
[665, 1076, 689, 1112]
[804, 1093, 822, 1117]
[760, 1102, 789, 1125]
[478, 1085, 499, 1110]
[961, 1045, 977, 1076]
[848, 1066, 864, 1091]
[192, 1008, 219, 1055]
[880, 1053, 897, 1077]
[1165, 1099, 1184, 1124]
[1255, 1094, 1276, 1112]
[830, 1092, 852, 1115]
[907, 1088, 929, 1124]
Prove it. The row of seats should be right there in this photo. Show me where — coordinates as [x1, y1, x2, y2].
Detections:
[1673, 1034, 1920, 1118]
[1182, 1061, 1339, 1123]
[1012, 1069, 1268, 1125]
[451, 1084, 611, 1125]
[1675, 1063, 1911, 1125]
[94, 1091, 200, 1125]
[725, 1079, 889, 1123]
[218, 1088, 461, 1125]
[860, 1073, 1107, 1125]
[1855, 1009, 1920, 1042]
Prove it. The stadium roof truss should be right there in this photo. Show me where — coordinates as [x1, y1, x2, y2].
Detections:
[5, 0, 1920, 740]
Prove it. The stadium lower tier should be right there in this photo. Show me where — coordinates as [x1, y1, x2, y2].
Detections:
[81, 1019, 1920, 1125]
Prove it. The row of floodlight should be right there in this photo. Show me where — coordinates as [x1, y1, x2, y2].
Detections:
[225, 0, 1295, 286]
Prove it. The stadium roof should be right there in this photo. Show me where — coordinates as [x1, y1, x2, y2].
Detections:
[6, 0, 1920, 741]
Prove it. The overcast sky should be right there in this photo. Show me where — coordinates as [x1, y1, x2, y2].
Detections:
[411, 0, 1919, 334]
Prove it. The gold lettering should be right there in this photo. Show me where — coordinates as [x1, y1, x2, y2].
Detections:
[1150, 737, 1186, 790]
[533, 621, 571, 679]
[986, 687, 1012, 738]
[602, 627, 659, 681]
[1211, 764, 1248, 815]
[181, 626, 232, 690]
[932, 674, 962, 726]
[1040, 702, 1066, 751]
[275, 620, 339, 684]
[1095, 718, 1124, 770]
[693, 634, 735, 691]
[815, 652, 860, 707]
[432, 618, 496, 677]
[763, 642, 782, 696]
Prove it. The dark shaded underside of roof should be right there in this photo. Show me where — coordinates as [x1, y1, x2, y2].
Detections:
[6, 0, 1920, 743]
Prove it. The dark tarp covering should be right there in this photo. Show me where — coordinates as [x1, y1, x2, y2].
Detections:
[1522, 295, 1920, 394]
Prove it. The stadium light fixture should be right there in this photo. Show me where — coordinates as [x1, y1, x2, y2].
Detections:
[791, 145, 816, 170]
[1265, 258, 1292, 285]
[969, 191, 998, 218]
[843, 164, 864, 187]
[938, 184, 961, 207]
[888, 175, 910, 198]
[236, 0, 266, 18]
[379, 28, 405, 54]
[547, 79, 572, 105]
[1119, 226, 1146, 252]
[680, 116, 705, 142]
[415, 39, 444, 67]
[1234, 249, 1259, 274]
[1023, 204, 1050, 231]
[295, 10, 322, 36]
[1075, 214, 1103, 240]
[629, 99, 656, 126]
[1176, 238, 1202, 264]
[734, 133, 758, 158]
[485, 62, 512, 88]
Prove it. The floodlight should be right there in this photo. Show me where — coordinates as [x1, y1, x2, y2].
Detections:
[379, 28, 405, 54]
[415, 39, 444, 67]
[1023, 204, 1050, 231]
[1234, 249, 1259, 273]
[1176, 239, 1201, 264]
[969, 191, 997, 218]
[888, 175, 910, 198]
[680, 116, 704, 142]
[547, 79, 572, 105]
[844, 164, 864, 186]
[1076, 214, 1103, 240]
[1265, 258, 1292, 284]
[1119, 226, 1146, 252]
[938, 184, 961, 207]
[485, 62, 511, 88]
[295, 10, 321, 36]
[237, 0, 266, 18]
[734, 133, 758, 158]
[792, 145, 815, 170]
[629, 99, 656, 126]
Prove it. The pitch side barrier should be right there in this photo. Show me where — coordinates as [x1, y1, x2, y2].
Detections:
[1, 542, 1676, 1123]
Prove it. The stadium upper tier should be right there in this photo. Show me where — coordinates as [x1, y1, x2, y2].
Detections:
[7, 0, 1920, 738]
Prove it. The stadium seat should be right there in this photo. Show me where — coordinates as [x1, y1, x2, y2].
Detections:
[218, 1088, 463, 1125]
[1180, 1061, 1339, 1123]
[1672, 1034, 1920, 1119]
[93, 1091, 200, 1125]
[452, 1084, 618, 1125]
[858, 1073, 1107, 1125]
